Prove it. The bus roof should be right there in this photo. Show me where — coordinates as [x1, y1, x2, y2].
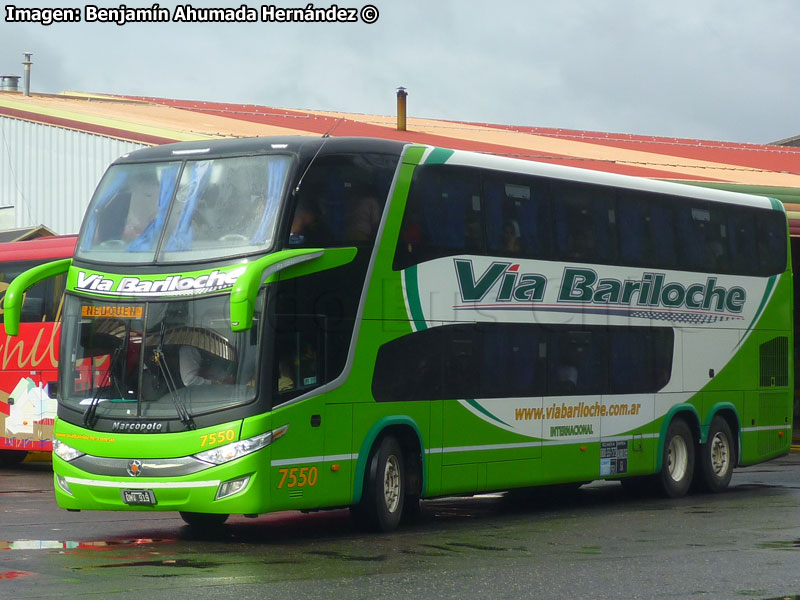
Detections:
[112, 136, 408, 164]
[0, 235, 77, 262]
[112, 136, 778, 212]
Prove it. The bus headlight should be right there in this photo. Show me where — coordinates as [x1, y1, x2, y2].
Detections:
[193, 426, 288, 466]
[53, 440, 84, 462]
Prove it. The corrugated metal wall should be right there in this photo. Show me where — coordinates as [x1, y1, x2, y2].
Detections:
[0, 116, 146, 234]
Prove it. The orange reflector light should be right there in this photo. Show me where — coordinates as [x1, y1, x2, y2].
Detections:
[331, 464, 340, 472]
[580, 446, 587, 452]
[778, 431, 784, 438]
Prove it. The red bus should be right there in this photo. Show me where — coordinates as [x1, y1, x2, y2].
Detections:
[0, 235, 76, 466]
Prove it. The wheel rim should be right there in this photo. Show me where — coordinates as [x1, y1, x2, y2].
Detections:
[383, 454, 401, 513]
[667, 435, 689, 482]
[709, 432, 730, 476]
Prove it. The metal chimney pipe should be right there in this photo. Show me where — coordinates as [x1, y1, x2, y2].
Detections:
[396, 87, 407, 131]
[22, 52, 32, 96]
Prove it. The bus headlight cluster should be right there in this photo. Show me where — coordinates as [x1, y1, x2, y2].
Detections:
[53, 440, 84, 462]
[193, 426, 288, 466]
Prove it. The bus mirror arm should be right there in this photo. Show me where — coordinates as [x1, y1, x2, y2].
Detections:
[229, 249, 326, 332]
[229, 247, 359, 332]
[3, 258, 72, 336]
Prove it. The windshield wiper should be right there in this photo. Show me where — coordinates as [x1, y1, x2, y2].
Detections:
[83, 346, 123, 428]
[153, 322, 196, 430]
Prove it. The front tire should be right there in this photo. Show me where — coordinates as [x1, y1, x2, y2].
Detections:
[696, 416, 735, 493]
[351, 435, 405, 532]
[179, 512, 229, 528]
[658, 419, 695, 498]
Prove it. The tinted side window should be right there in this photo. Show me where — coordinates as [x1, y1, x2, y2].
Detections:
[675, 203, 730, 273]
[272, 249, 373, 404]
[273, 314, 328, 400]
[609, 328, 673, 393]
[552, 182, 617, 265]
[372, 323, 673, 401]
[757, 211, 788, 275]
[616, 193, 679, 269]
[726, 208, 760, 275]
[394, 166, 483, 270]
[288, 153, 398, 247]
[391, 164, 787, 277]
[548, 329, 607, 395]
[480, 325, 546, 397]
[484, 174, 551, 259]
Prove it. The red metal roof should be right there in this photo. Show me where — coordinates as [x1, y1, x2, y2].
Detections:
[3, 91, 800, 232]
[0, 235, 77, 262]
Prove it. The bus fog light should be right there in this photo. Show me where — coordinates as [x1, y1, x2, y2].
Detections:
[216, 476, 250, 500]
[56, 475, 74, 496]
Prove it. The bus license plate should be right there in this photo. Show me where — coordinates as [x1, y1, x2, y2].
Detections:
[121, 489, 156, 506]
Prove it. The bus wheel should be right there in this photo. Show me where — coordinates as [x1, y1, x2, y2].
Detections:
[179, 512, 229, 527]
[0, 450, 27, 467]
[658, 419, 695, 498]
[696, 416, 735, 493]
[351, 435, 405, 532]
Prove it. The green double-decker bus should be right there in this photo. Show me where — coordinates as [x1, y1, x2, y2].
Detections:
[4, 136, 793, 531]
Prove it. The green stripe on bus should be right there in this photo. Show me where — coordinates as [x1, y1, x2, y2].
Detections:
[424, 148, 455, 165]
[404, 264, 427, 331]
[465, 399, 509, 427]
[403, 146, 428, 166]
[736, 274, 777, 349]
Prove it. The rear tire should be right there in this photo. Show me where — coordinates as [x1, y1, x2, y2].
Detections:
[179, 512, 229, 528]
[696, 416, 735, 493]
[351, 435, 405, 532]
[658, 419, 695, 498]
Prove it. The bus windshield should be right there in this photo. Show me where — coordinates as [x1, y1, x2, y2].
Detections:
[76, 154, 293, 264]
[59, 292, 263, 421]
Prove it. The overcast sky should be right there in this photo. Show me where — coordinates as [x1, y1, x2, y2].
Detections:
[1, 0, 798, 144]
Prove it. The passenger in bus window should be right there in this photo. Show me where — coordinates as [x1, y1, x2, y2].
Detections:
[179, 345, 233, 386]
[346, 185, 382, 241]
[289, 197, 322, 245]
[555, 364, 578, 394]
[277, 355, 295, 392]
[502, 219, 522, 255]
[566, 229, 594, 262]
[122, 172, 160, 242]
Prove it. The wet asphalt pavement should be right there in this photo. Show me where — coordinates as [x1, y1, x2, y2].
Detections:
[2, 452, 800, 599]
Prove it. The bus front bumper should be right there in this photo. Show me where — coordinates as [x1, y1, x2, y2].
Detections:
[53, 450, 272, 515]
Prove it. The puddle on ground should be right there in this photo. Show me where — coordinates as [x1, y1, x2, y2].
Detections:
[306, 550, 386, 562]
[757, 540, 800, 551]
[0, 570, 35, 579]
[0, 539, 175, 551]
[446, 542, 510, 552]
[73, 559, 219, 571]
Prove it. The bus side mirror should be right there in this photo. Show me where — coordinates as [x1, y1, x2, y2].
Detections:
[3, 258, 72, 336]
[229, 249, 326, 332]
